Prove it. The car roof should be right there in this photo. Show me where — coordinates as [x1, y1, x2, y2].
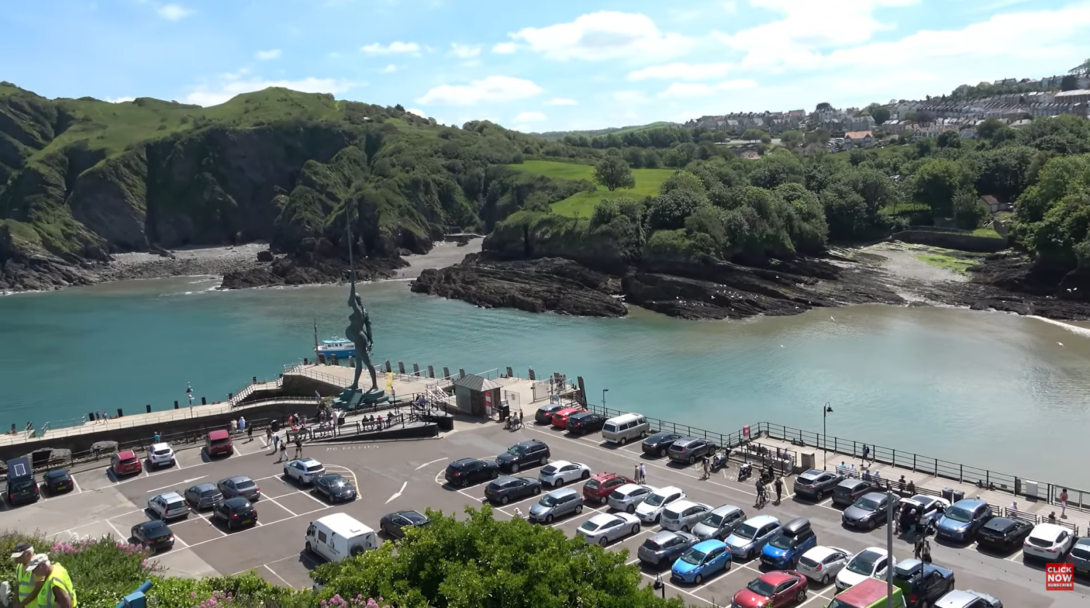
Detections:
[652, 485, 683, 495]
[648, 530, 682, 543]
[857, 546, 888, 557]
[934, 590, 978, 608]
[223, 496, 251, 507]
[1076, 537, 1090, 547]
[711, 504, 743, 516]
[547, 460, 574, 468]
[952, 498, 987, 509]
[191, 482, 217, 491]
[208, 429, 229, 439]
[759, 570, 797, 585]
[615, 483, 647, 494]
[538, 404, 563, 411]
[44, 469, 69, 478]
[800, 469, 826, 478]
[665, 499, 701, 510]
[138, 520, 169, 530]
[395, 510, 428, 521]
[517, 440, 545, 448]
[318, 473, 346, 482]
[156, 491, 183, 501]
[673, 437, 700, 445]
[860, 492, 887, 501]
[295, 458, 322, 466]
[647, 431, 680, 439]
[590, 472, 622, 481]
[838, 478, 867, 487]
[693, 539, 727, 551]
[151, 442, 171, 450]
[555, 407, 581, 415]
[744, 514, 779, 527]
[983, 517, 1016, 529]
[803, 545, 839, 559]
[588, 513, 622, 525]
[452, 457, 484, 466]
[1030, 523, 1067, 539]
[548, 487, 579, 498]
[569, 411, 597, 418]
[117, 449, 137, 458]
[226, 475, 252, 483]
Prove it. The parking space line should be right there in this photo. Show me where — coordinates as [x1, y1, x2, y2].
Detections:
[262, 495, 298, 517]
[638, 571, 713, 606]
[263, 564, 294, 588]
[70, 476, 83, 495]
[106, 520, 127, 541]
[817, 497, 833, 507]
[1007, 549, 1024, 562]
[415, 457, 448, 470]
[296, 506, 331, 518]
[797, 589, 834, 608]
[191, 511, 229, 537]
[234, 446, 242, 458]
[323, 464, 360, 493]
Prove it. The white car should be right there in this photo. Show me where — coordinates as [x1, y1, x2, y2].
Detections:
[147, 492, 189, 520]
[798, 545, 853, 585]
[836, 546, 894, 591]
[283, 458, 326, 484]
[902, 494, 951, 526]
[577, 512, 641, 546]
[1022, 522, 1075, 561]
[607, 483, 653, 513]
[537, 460, 591, 487]
[147, 443, 175, 468]
[635, 486, 686, 524]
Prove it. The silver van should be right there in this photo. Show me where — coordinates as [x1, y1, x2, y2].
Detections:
[528, 487, 585, 524]
[601, 413, 650, 445]
[692, 504, 746, 540]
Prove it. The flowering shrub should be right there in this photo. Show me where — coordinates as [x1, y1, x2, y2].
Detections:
[321, 594, 392, 608]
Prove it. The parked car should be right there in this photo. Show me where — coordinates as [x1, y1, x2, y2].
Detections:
[836, 546, 894, 591]
[642, 432, 684, 457]
[1072, 537, 1090, 577]
[147, 492, 189, 521]
[131, 520, 174, 552]
[534, 404, 565, 424]
[576, 512, 641, 546]
[842, 492, 892, 530]
[793, 469, 843, 501]
[1022, 522, 1075, 561]
[661, 500, 712, 533]
[974, 517, 1033, 553]
[831, 478, 876, 507]
[901, 494, 951, 528]
[111, 450, 143, 476]
[566, 412, 606, 435]
[445, 458, 500, 486]
[797, 545, 853, 585]
[529, 488, 585, 523]
[582, 472, 633, 505]
[147, 442, 175, 468]
[724, 514, 782, 561]
[671, 539, 732, 585]
[537, 460, 591, 487]
[496, 440, 550, 473]
[637, 530, 700, 567]
[761, 517, 817, 570]
[184, 483, 223, 510]
[550, 407, 583, 430]
[217, 476, 261, 501]
[4, 457, 38, 506]
[731, 570, 808, 608]
[42, 469, 74, 495]
[213, 497, 257, 530]
[692, 504, 746, 541]
[935, 590, 1003, 608]
[608, 483, 653, 513]
[892, 558, 956, 608]
[667, 437, 715, 465]
[283, 458, 326, 484]
[601, 413, 650, 445]
[935, 499, 993, 543]
[484, 476, 542, 505]
[379, 510, 430, 539]
[205, 429, 233, 457]
[313, 473, 357, 503]
[635, 486, 686, 524]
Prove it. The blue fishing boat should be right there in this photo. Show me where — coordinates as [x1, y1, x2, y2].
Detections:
[317, 337, 355, 359]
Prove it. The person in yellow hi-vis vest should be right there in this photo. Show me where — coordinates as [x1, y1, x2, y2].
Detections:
[27, 555, 75, 608]
[10, 542, 46, 608]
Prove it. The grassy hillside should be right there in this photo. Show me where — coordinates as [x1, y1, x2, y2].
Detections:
[509, 160, 674, 217]
[532, 121, 679, 141]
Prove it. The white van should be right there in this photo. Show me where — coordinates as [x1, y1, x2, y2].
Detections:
[305, 513, 379, 563]
[601, 413, 649, 445]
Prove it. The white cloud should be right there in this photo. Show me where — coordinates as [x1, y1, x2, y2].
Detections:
[381, 64, 397, 74]
[628, 62, 735, 81]
[104, 96, 135, 104]
[612, 90, 647, 103]
[509, 11, 693, 62]
[360, 41, 421, 55]
[157, 3, 192, 20]
[255, 49, 281, 61]
[184, 75, 360, 107]
[492, 42, 517, 54]
[406, 108, 426, 117]
[461, 60, 483, 68]
[416, 75, 543, 106]
[657, 79, 758, 98]
[513, 111, 547, 122]
[722, 0, 738, 15]
[545, 98, 578, 106]
[449, 43, 482, 59]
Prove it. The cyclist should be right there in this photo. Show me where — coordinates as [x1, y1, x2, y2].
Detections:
[755, 478, 767, 507]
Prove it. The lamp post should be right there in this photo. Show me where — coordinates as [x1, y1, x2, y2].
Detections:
[823, 402, 834, 470]
[602, 389, 608, 411]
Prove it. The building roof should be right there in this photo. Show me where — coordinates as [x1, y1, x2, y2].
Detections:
[454, 374, 500, 392]
[845, 130, 873, 139]
[980, 195, 1000, 206]
[1055, 89, 1090, 98]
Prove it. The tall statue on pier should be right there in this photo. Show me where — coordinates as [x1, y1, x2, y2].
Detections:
[335, 213, 386, 409]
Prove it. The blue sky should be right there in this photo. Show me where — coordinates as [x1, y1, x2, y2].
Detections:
[2, 0, 1089, 131]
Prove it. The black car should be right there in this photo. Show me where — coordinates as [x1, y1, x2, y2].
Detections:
[566, 412, 606, 435]
[892, 558, 955, 608]
[313, 474, 357, 503]
[535, 404, 565, 424]
[484, 476, 543, 505]
[495, 440, 551, 473]
[213, 497, 258, 530]
[380, 510, 430, 538]
[792, 469, 843, 501]
[445, 458, 500, 487]
[131, 520, 175, 552]
[4, 457, 39, 506]
[975, 517, 1034, 552]
[42, 469, 74, 495]
[642, 432, 684, 458]
[184, 483, 224, 510]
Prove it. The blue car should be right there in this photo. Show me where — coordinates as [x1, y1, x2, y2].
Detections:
[760, 517, 817, 569]
[671, 539, 732, 585]
[935, 498, 993, 543]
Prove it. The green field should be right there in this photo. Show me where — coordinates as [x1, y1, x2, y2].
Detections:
[509, 160, 675, 217]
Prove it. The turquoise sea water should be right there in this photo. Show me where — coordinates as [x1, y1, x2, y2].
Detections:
[2, 277, 1090, 488]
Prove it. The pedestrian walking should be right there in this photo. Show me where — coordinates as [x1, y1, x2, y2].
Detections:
[278, 440, 287, 462]
[246, 425, 253, 443]
[294, 436, 303, 458]
[862, 444, 870, 464]
[774, 475, 784, 505]
[229, 419, 238, 434]
[920, 539, 932, 564]
[238, 416, 246, 435]
[639, 463, 647, 485]
[635, 464, 641, 484]
[1060, 488, 1068, 518]
[702, 457, 710, 480]
[913, 535, 924, 559]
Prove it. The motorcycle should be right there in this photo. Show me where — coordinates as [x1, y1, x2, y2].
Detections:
[738, 462, 753, 481]
[710, 449, 729, 472]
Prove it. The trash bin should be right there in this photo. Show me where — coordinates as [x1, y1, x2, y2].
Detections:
[951, 490, 965, 502]
[499, 403, 510, 421]
[271, 420, 281, 432]
[942, 488, 954, 501]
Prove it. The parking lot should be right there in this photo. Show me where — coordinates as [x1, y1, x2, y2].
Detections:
[3, 421, 1088, 606]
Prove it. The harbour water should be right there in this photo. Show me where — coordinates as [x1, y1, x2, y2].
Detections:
[2, 277, 1089, 488]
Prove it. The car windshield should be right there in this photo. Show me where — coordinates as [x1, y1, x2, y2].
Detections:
[167, 499, 185, 509]
[120, 456, 137, 464]
[507, 446, 526, 456]
[847, 551, 881, 575]
[856, 498, 880, 511]
[325, 476, 346, 486]
[642, 539, 662, 551]
[305, 464, 324, 472]
[702, 513, 724, 527]
[645, 492, 668, 507]
[746, 579, 776, 596]
[540, 495, 561, 507]
[579, 521, 601, 532]
[585, 480, 600, 490]
[769, 534, 794, 550]
[1072, 545, 1090, 560]
[733, 524, 758, 540]
[945, 506, 973, 523]
[234, 480, 256, 490]
[799, 555, 820, 569]
[679, 549, 706, 565]
[610, 490, 626, 500]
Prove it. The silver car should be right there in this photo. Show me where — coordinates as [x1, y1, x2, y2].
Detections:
[528, 488, 585, 524]
[797, 545, 852, 585]
[637, 530, 700, 566]
[283, 458, 326, 485]
[692, 505, 746, 540]
[660, 500, 712, 533]
[577, 512, 641, 546]
[607, 483, 652, 513]
[724, 514, 781, 560]
[147, 492, 188, 520]
[635, 486, 686, 524]
[217, 476, 261, 501]
[537, 461, 591, 487]
[935, 590, 1003, 608]
[1072, 537, 1090, 577]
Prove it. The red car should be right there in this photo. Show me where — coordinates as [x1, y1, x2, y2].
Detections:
[111, 450, 143, 476]
[731, 570, 808, 608]
[550, 407, 583, 430]
[582, 472, 633, 504]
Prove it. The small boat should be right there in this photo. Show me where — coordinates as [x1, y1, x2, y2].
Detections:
[317, 338, 356, 358]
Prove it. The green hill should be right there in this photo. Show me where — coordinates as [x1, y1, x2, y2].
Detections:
[509, 160, 674, 217]
[532, 121, 679, 141]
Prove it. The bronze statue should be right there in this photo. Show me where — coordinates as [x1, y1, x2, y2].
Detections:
[346, 280, 377, 392]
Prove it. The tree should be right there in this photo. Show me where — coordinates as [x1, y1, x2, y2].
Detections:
[647, 190, 707, 231]
[1069, 58, 1090, 76]
[781, 130, 804, 149]
[741, 128, 769, 142]
[660, 170, 707, 197]
[936, 130, 961, 149]
[593, 154, 635, 191]
[815, 102, 833, 112]
[912, 158, 968, 217]
[1061, 74, 1079, 91]
[760, 133, 773, 144]
[952, 189, 988, 229]
[872, 106, 891, 125]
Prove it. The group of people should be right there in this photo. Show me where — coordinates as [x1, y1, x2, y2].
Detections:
[633, 463, 648, 484]
[266, 426, 304, 462]
[9, 542, 76, 608]
[752, 465, 786, 507]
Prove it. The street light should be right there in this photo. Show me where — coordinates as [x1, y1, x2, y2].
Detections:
[823, 402, 834, 470]
[602, 389, 609, 411]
